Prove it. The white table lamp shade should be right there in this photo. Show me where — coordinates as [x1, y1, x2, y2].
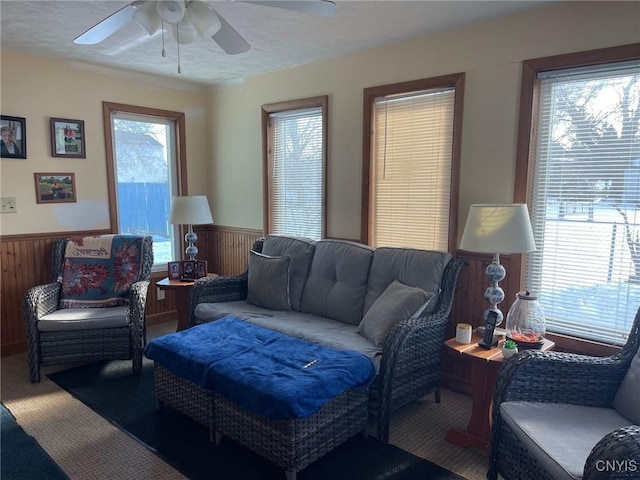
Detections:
[460, 204, 535, 254]
[169, 196, 213, 226]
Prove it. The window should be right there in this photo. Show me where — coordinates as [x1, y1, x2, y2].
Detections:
[516, 45, 640, 345]
[362, 75, 464, 252]
[262, 97, 327, 240]
[103, 102, 187, 269]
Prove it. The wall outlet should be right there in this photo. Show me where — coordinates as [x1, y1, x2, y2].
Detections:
[157, 287, 165, 300]
[1, 197, 17, 213]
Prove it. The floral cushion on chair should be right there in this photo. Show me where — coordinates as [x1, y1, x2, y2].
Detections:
[58, 235, 146, 309]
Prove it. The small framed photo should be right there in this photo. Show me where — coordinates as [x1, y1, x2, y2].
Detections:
[50, 117, 86, 158]
[34, 173, 77, 204]
[168, 261, 181, 279]
[180, 260, 196, 281]
[196, 260, 208, 278]
[1, 115, 27, 159]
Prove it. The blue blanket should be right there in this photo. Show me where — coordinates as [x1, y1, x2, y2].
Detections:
[144, 317, 376, 419]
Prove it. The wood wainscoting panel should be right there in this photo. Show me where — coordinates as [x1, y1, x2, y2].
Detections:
[194, 225, 263, 276]
[1, 226, 264, 355]
[1, 231, 111, 356]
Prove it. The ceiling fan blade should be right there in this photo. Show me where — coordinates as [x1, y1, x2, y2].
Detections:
[240, 0, 337, 17]
[210, 10, 251, 55]
[74, 1, 141, 45]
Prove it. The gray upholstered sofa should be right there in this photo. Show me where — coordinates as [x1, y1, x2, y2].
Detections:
[188, 235, 466, 440]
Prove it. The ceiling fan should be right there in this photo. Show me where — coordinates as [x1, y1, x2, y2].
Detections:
[74, 0, 337, 56]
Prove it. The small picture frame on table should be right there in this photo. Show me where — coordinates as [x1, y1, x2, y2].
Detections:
[196, 260, 207, 278]
[168, 261, 181, 280]
[180, 260, 196, 282]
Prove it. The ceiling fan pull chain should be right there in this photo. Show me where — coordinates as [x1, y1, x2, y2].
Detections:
[161, 21, 167, 58]
[177, 23, 181, 74]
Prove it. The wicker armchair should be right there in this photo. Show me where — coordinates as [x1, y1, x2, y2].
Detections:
[488, 308, 640, 480]
[23, 235, 153, 383]
[188, 238, 466, 442]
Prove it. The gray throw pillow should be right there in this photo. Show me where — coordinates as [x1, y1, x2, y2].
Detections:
[357, 279, 434, 348]
[247, 251, 292, 311]
[613, 349, 640, 424]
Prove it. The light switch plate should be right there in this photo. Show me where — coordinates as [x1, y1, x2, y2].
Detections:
[1, 197, 17, 213]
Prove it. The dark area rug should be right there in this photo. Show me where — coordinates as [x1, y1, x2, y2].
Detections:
[1, 403, 69, 480]
[49, 360, 465, 480]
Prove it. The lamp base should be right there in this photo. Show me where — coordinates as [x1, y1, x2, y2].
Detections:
[185, 227, 198, 260]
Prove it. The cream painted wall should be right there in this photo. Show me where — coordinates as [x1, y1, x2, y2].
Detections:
[2, 2, 638, 240]
[0, 53, 209, 236]
[207, 1, 640, 242]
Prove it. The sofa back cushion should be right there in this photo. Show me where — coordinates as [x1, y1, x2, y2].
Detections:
[300, 240, 374, 325]
[364, 247, 452, 316]
[261, 235, 316, 312]
[613, 348, 640, 424]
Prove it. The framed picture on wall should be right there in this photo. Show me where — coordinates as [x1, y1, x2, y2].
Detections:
[50, 118, 86, 158]
[34, 173, 77, 204]
[1, 115, 27, 159]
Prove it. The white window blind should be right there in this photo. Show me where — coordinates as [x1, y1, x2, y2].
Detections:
[371, 88, 454, 250]
[527, 60, 640, 345]
[269, 107, 323, 240]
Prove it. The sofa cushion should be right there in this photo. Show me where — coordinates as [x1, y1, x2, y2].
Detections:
[261, 235, 315, 312]
[194, 300, 383, 370]
[364, 247, 451, 315]
[501, 401, 633, 480]
[300, 240, 374, 325]
[247, 251, 291, 311]
[613, 348, 640, 424]
[357, 280, 434, 348]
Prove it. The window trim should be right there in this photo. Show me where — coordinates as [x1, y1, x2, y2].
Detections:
[361, 74, 464, 252]
[513, 43, 640, 352]
[102, 101, 188, 256]
[261, 96, 328, 238]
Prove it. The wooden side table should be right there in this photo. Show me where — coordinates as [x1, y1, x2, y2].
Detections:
[444, 333, 554, 453]
[156, 273, 217, 331]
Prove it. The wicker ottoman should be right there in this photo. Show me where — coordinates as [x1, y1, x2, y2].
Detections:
[145, 318, 375, 479]
[214, 386, 369, 480]
[153, 363, 215, 442]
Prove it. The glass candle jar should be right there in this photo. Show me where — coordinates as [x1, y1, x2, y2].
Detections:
[505, 291, 546, 349]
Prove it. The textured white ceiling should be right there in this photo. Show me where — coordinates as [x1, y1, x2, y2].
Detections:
[1, 0, 550, 88]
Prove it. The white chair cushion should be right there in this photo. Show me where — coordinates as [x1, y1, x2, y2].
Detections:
[38, 306, 130, 332]
[501, 401, 633, 480]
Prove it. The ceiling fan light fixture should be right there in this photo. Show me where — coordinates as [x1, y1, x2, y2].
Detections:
[171, 16, 198, 44]
[186, 1, 222, 38]
[132, 1, 162, 35]
[156, 0, 186, 24]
